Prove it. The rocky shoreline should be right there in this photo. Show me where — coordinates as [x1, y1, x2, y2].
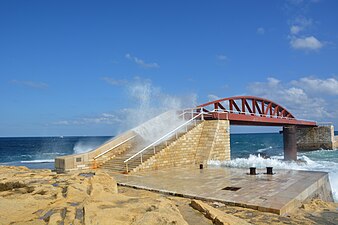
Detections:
[0, 166, 337, 225]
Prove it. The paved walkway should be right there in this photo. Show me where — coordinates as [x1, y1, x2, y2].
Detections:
[113, 167, 329, 215]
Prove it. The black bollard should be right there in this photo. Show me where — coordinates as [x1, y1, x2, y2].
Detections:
[249, 167, 256, 175]
[266, 167, 273, 175]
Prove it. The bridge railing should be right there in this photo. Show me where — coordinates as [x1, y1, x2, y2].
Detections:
[210, 108, 296, 119]
[210, 108, 317, 124]
[124, 109, 207, 172]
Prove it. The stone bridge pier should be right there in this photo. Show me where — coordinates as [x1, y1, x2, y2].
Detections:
[283, 125, 297, 161]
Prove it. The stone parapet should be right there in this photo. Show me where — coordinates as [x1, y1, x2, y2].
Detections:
[55, 130, 137, 172]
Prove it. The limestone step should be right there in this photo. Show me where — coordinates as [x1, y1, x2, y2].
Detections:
[100, 120, 202, 173]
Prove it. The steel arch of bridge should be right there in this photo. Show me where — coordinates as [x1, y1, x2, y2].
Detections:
[197, 96, 316, 127]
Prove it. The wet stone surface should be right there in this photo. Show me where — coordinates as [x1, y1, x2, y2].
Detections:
[114, 167, 330, 215]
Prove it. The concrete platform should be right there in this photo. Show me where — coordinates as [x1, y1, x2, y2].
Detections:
[113, 167, 333, 215]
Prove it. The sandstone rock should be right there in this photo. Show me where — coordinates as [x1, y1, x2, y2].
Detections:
[0, 167, 188, 224]
[48, 211, 63, 224]
[190, 200, 252, 225]
[301, 198, 336, 211]
[11, 220, 45, 225]
[133, 198, 188, 225]
[89, 171, 118, 195]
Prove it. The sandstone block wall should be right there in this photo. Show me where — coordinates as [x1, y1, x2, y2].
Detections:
[207, 120, 231, 161]
[296, 125, 335, 151]
[132, 120, 231, 173]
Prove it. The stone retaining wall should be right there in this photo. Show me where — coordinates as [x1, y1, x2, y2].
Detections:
[296, 125, 335, 151]
[132, 120, 230, 173]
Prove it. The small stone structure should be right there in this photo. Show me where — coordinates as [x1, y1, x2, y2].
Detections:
[296, 125, 335, 151]
[132, 120, 231, 173]
[55, 130, 136, 172]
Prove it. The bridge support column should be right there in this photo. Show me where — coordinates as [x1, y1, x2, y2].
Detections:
[283, 125, 297, 161]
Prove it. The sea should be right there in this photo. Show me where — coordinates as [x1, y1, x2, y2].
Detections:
[0, 132, 337, 200]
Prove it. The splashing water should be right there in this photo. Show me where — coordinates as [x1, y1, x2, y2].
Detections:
[125, 78, 195, 122]
[73, 138, 111, 154]
[257, 146, 273, 153]
[132, 110, 188, 144]
[209, 153, 338, 201]
[120, 78, 196, 144]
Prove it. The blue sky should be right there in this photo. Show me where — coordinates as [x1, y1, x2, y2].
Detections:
[1, 0, 338, 136]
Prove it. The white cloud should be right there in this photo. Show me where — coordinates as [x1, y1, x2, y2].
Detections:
[11, 80, 48, 89]
[53, 78, 197, 132]
[290, 36, 323, 50]
[101, 77, 127, 86]
[294, 16, 313, 29]
[285, 2, 325, 52]
[52, 113, 122, 126]
[248, 77, 333, 120]
[217, 54, 227, 62]
[291, 77, 338, 95]
[52, 120, 70, 125]
[290, 25, 302, 35]
[125, 53, 159, 68]
[256, 27, 265, 35]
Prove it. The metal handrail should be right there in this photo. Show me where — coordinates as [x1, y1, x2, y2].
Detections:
[177, 108, 200, 120]
[94, 135, 137, 160]
[124, 111, 205, 164]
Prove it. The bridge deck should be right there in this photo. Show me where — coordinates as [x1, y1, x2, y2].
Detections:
[113, 167, 332, 215]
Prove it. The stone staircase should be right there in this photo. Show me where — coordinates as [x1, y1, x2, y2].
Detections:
[100, 123, 198, 173]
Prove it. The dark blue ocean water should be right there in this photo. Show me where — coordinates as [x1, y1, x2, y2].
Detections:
[0, 136, 112, 169]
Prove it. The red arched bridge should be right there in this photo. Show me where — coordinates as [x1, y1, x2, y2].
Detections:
[194, 96, 318, 161]
[197, 96, 316, 127]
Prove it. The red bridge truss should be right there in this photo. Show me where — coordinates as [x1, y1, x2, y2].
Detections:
[197, 96, 316, 127]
